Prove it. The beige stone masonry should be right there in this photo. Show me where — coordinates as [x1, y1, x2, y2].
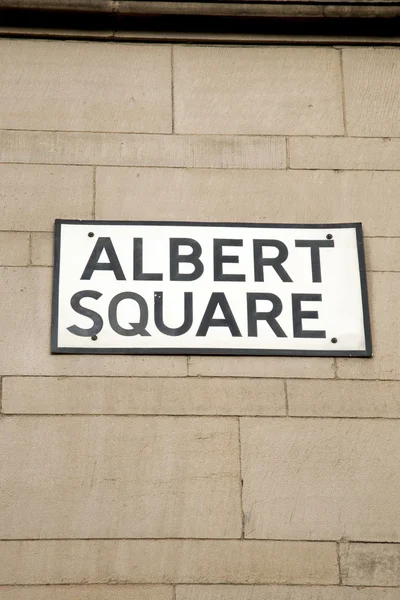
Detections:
[337, 272, 400, 379]
[177, 585, 400, 600]
[0, 586, 174, 600]
[188, 356, 334, 379]
[0, 40, 172, 133]
[96, 167, 400, 236]
[0, 540, 339, 585]
[0, 38, 398, 594]
[173, 46, 344, 135]
[325, 5, 400, 17]
[365, 237, 400, 272]
[0, 416, 241, 539]
[2, 377, 286, 415]
[241, 418, 400, 541]
[341, 543, 400, 586]
[0, 267, 186, 376]
[0, 1, 114, 12]
[117, 2, 326, 17]
[0, 130, 286, 170]
[31, 232, 53, 266]
[287, 380, 400, 418]
[2, 1, 400, 18]
[290, 137, 400, 170]
[342, 48, 400, 137]
[0, 164, 92, 231]
[0, 232, 30, 266]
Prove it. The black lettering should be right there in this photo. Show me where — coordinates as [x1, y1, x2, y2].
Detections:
[81, 237, 125, 280]
[292, 293, 326, 338]
[154, 292, 193, 336]
[170, 238, 204, 281]
[253, 240, 292, 282]
[214, 239, 245, 282]
[108, 292, 150, 336]
[134, 238, 163, 281]
[247, 293, 287, 338]
[295, 239, 335, 283]
[196, 292, 241, 337]
[67, 290, 103, 337]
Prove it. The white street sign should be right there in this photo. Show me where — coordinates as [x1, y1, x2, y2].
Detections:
[52, 220, 372, 357]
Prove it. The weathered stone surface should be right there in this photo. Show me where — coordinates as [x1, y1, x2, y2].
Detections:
[0, 232, 30, 266]
[189, 356, 334, 379]
[365, 237, 400, 272]
[2, 377, 286, 415]
[342, 48, 400, 137]
[241, 418, 400, 541]
[326, 5, 400, 16]
[96, 167, 400, 236]
[290, 136, 400, 170]
[177, 585, 400, 600]
[2, 0, 399, 16]
[287, 380, 400, 418]
[0, 586, 173, 600]
[0, 39, 172, 133]
[337, 273, 400, 379]
[173, 47, 343, 135]
[0, 540, 338, 585]
[31, 232, 53, 266]
[0, 416, 241, 539]
[0, 1, 114, 12]
[0, 130, 286, 169]
[117, 1, 325, 17]
[341, 543, 400, 586]
[0, 164, 92, 231]
[0, 267, 186, 376]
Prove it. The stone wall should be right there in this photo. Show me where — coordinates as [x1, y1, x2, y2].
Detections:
[0, 37, 399, 598]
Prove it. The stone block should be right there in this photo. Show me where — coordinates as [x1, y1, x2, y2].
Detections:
[290, 136, 400, 170]
[96, 167, 400, 236]
[337, 273, 400, 379]
[0, 267, 186, 376]
[174, 47, 343, 135]
[31, 232, 53, 266]
[341, 543, 400, 586]
[0, 39, 172, 133]
[189, 356, 334, 379]
[0, 232, 30, 266]
[0, 586, 173, 600]
[365, 237, 400, 272]
[2, 376, 286, 415]
[241, 418, 400, 541]
[0, 164, 92, 231]
[0, 540, 338, 585]
[342, 48, 400, 136]
[0, 416, 241, 539]
[0, 130, 286, 169]
[116, 1, 324, 17]
[177, 585, 400, 600]
[1, 1, 114, 12]
[287, 380, 400, 418]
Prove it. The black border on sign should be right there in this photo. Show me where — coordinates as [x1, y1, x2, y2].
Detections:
[51, 220, 373, 358]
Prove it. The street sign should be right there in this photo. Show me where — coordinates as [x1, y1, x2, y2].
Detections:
[52, 220, 372, 357]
